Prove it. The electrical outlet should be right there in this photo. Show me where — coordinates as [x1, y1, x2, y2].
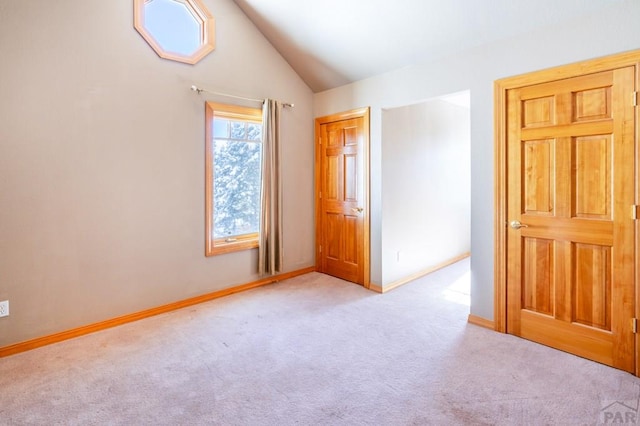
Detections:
[0, 300, 9, 317]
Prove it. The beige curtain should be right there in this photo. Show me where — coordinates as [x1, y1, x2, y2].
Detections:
[258, 99, 283, 275]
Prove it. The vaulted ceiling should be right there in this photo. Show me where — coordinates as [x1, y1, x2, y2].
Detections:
[233, 0, 624, 92]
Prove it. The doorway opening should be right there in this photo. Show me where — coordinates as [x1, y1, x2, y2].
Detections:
[380, 91, 471, 289]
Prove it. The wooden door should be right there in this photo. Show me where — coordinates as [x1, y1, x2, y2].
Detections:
[505, 67, 636, 372]
[315, 108, 370, 286]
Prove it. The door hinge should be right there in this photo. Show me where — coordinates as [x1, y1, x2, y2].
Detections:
[632, 205, 640, 220]
[632, 318, 638, 334]
[633, 91, 638, 107]
[319, 245, 322, 253]
[319, 192, 322, 199]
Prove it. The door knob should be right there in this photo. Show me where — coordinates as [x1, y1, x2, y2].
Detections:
[509, 220, 528, 229]
[351, 207, 364, 213]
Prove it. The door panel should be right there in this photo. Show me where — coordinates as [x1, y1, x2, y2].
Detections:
[574, 135, 611, 218]
[574, 243, 611, 330]
[344, 215, 359, 265]
[523, 139, 554, 214]
[344, 153, 358, 201]
[315, 109, 370, 286]
[522, 237, 554, 316]
[325, 213, 341, 260]
[506, 67, 636, 372]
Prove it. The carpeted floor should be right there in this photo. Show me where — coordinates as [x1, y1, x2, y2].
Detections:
[2, 258, 640, 425]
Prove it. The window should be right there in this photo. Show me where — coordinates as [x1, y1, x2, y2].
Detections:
[133, 0, 215, 65]
[205, 102, 263, 256]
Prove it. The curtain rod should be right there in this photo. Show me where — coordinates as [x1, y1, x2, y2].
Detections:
[190, 85, 294, 108]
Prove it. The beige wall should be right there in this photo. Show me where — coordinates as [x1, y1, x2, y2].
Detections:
[0, 0, 314, 347]
[314, 0, 640, 318]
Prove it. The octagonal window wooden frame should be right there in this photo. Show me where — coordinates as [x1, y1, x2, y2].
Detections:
[134, 0, 215, 65]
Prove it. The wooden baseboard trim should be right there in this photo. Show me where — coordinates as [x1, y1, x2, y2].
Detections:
[468, 314, 495, 330]
[377, 252, 470, 293]
[0, 266, 315, 358]
[368, 283, 383, 293]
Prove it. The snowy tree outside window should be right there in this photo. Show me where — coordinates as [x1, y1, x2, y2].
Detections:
[212, 118, 262, 238]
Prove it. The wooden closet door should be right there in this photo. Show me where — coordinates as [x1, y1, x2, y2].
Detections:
[315, 108, 370, 287]
[506, 67, 636, 372]
[318, 117, 365, 284]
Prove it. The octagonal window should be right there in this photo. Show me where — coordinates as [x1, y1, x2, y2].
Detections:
[134, 0, 215, 65]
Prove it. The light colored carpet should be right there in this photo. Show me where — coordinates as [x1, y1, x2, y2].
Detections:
[2, 258, 640, 425]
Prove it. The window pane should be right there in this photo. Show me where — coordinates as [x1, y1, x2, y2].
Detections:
[144, 0, 201, 56]
[213, 140, 262, 239]
[230, 121, 246, 139]
[213, 119, 229, 138]
[247, 123, 262, 141]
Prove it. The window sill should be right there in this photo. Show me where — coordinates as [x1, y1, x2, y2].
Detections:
[206, 234, 258, 256]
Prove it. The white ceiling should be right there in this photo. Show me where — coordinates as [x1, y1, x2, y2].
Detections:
[232, 0, 623, 92]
